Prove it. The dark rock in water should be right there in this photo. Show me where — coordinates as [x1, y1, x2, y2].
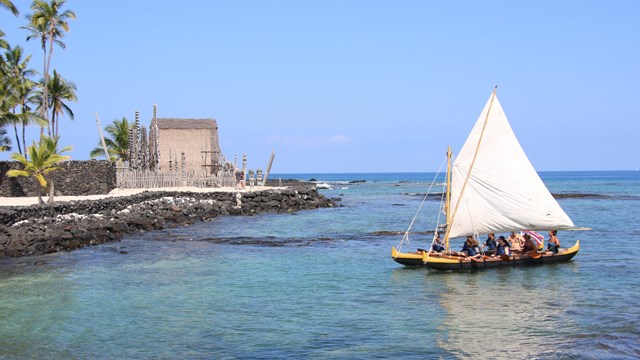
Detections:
[119, 250, 128, 254]
[349, 180, 366, 183]
[309, 178, 317, 182]
[34, 260, 46, 266]
[370, 230, 434, 236]
[0, 185, 338, 259]
[549, 193, 637, 199]
[403, 192, 444, 200]
[371, 230, 404, 236]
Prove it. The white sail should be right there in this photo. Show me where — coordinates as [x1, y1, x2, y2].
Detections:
[448, 91, 574, 238]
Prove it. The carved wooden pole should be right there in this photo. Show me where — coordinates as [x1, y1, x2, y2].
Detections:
[133, 110, 141, 170]
[140, 126, 148, 171]
[127, 128, 134, 169]
[95, 112, 110, 161]
[153, 104, 160, 172]
[181, 151, 187, 187]
[242, 154, 247, 175]
[256, 168, 263, 186]
[263, 150, 275, 186]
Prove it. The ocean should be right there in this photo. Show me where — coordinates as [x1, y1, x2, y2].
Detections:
[1, 171, 638, 359]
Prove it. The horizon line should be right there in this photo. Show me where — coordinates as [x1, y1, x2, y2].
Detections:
[270, 169, 639, 175]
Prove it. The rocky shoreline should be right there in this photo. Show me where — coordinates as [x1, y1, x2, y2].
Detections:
[0, 184, 339, 258]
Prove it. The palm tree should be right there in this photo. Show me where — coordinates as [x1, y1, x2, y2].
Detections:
[22, 10, 47, 132]
[40, 134, 70, 203]
[23, 0, 75, 130]
[0, 0, 19, 17]
[90, 117, 132, 161]
[0, 74, 20, 136]
[44, 69, 75, 138]
[0, 127, 11, 151]
[6, 134, 70, 204]
[0, 29, 9, 51]
[3, 45, 39, 155]
[16, 80, 45, 157]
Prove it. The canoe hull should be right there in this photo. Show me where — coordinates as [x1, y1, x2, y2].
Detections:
[391, 240, 580, 271]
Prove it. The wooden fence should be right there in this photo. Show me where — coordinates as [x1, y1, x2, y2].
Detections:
[116, 168, 263, 189]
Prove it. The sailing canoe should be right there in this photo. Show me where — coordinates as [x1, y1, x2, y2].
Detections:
[391, 88, 582, 270]
[392, 241, 579, 270]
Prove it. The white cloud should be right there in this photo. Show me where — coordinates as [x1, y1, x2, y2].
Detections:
[327, 135, 351, 143]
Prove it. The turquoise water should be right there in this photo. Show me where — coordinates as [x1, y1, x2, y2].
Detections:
[1, 171, 639, 359]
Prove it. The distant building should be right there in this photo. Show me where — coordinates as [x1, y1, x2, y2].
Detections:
[153, 118, 223, 174]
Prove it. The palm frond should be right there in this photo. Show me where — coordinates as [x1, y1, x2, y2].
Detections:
[34, 173, 47, 188]
[6, 169, 29, 178]
[0, 0, 20, 17]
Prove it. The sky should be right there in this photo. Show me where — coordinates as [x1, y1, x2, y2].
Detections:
[1, 0, 639, 173]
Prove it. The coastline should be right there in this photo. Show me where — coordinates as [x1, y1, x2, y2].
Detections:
[0, 186, 280, 207]
[0, 183, 339, 259]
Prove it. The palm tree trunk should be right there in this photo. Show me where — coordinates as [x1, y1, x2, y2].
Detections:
[12, 123, 22, 156]
[21, 123, 27, 160]
[34, 179, 43, 205]
[51, 109, 56, 138]
[45, 30, 55, 137]
[11, 108, 22, 155]
[41, 47, 48, 137]
[47, 179, 55, 205]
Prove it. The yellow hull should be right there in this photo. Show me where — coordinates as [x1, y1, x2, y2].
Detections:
[392, 240, 580, 270]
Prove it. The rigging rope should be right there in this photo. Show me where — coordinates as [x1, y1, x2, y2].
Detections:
[422, 188, 447, 264]
[396, 156, 447, 251]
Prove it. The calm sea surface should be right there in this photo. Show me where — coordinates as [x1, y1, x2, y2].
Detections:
[1, 171, 639, 359]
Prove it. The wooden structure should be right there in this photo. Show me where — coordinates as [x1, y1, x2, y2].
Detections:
[115, 105, 272, 189]
[152, 117, 223, 174]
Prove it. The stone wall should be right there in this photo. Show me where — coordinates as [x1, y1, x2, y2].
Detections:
[0, 160, 117, 197]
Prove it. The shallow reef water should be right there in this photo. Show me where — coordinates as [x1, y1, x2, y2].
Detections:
[1, 171, 638, 359]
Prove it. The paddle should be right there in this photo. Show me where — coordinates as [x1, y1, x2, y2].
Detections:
[500, 254, 511, 261]
[528, 250, 542, 259]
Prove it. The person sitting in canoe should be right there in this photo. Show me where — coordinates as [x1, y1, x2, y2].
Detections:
[508, 231, 524, 252]
[460, 236, 483, 260]
[483, 233, 497, 251]
[494, 236, 510, 257]
[547, 230, 560, 254]
[522, 233, 538, 252]
[459, 236, 472, 254]
[431, 232, 445, 253]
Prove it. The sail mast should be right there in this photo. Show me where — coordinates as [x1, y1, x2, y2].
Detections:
[443, 86, 497, 245]
[444, 146, 452, 251]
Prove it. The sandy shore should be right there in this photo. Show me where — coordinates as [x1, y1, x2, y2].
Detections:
[0, 186, 280, 207]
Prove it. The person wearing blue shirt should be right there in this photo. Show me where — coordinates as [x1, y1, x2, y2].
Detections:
[547, 230, 560, 254]
[495, 236, 510, 256]
[431, 232, 445, 252]
[461, 236, 483, 260]
[461, 236, 472, 254]
[484, 233, 497, 251]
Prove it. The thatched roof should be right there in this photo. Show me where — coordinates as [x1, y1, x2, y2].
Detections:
[156, 118, 218, 130]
